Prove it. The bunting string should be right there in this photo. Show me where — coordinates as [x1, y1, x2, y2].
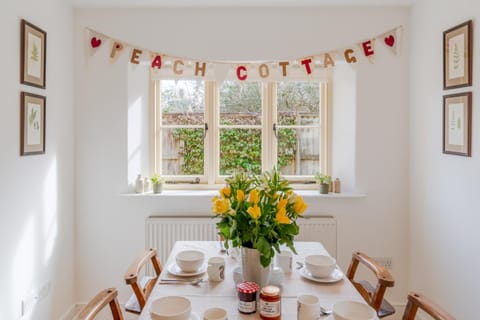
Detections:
[85, 25, 402, 81]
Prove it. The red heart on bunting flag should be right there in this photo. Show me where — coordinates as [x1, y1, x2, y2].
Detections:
[90, 37, 102, 48]
[384, 35, 395, 47]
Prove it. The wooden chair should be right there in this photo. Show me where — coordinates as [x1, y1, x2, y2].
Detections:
[346, 251, 395, 318]
[124, 248, 162, 314]
[403, 292, 455, 320]
[73, 288, 124, 320]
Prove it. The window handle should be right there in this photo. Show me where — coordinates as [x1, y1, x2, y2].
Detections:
[273, 123, 278, 138]
[203, 123, 208, 140]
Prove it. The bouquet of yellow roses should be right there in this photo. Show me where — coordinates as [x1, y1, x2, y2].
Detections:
[212, 168, 308, 267]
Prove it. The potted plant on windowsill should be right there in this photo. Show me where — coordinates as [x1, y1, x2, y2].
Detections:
[314, 172, 331, 194]
[151, 174, 165, 194]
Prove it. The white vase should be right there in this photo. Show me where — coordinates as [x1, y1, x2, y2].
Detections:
[241, 247, 272, 289]
[135, 174, 144, 193]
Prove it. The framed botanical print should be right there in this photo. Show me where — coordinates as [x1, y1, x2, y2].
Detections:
[443, 20, 472, 90]
[20, 19, 47, 88]
[20, 92, 46, 156]
[443, 92, 472, 157]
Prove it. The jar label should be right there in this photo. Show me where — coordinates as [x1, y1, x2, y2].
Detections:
[260, 300, 281, 317]
[238, 300, 256, 313]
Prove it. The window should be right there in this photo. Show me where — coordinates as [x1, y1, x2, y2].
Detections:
[152, 79, 330, 187]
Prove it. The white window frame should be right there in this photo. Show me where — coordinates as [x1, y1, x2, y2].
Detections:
[151, 79, 330, 188]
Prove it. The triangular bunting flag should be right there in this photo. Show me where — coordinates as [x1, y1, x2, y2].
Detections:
[87, 30, 106, 56]
[358, 39, 376, 64]
[379, 28, 399, 55]
[109, 40, 125, 63]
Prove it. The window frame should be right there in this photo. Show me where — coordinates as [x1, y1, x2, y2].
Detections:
[151, 79, 331, 188]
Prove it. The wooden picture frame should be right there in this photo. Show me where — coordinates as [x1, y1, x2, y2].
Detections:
[20, 92, 46, 156]
[20, 19, 46, 88]
[443, 92, 472, 157]
[443, 20, 472, 90]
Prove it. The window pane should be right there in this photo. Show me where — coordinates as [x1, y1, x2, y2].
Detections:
[220, 81, 262, 125]
[162, 128, 204, 175]
[219, 128, 261, 175]
[161, 80, 204, 125]
[277, 81, 320, 125]
[277, 128, 319, 176]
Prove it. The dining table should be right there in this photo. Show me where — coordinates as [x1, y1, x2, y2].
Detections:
[138, 241, 367, 320]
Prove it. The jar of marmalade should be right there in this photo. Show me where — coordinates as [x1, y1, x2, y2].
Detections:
[259, 285, 281, 320]
[236, 281, 259, 314]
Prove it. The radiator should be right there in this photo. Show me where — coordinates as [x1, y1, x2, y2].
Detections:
[146, 215, 337, 265]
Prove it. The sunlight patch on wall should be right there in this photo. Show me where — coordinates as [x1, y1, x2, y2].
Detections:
[43, 157, 58, 265]
[13, 216, 34, 319]
[128, 96, 144, 184]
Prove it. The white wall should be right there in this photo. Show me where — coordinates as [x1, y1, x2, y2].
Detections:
[74, 7, 410, 310]
[0, 0, 75, 319]
[409, 0, 480, 318]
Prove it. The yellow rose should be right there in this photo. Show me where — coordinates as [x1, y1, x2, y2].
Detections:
[277, 198, 288, 209]
[236, 189, 245, 202]
[247, 205, 261, 220]
[220, 186, 231, 198]
[276, 207, 290, 224]
[249, 189, 259, 204]
[293, 196, 308, 214]
[213, 198, 230, 214]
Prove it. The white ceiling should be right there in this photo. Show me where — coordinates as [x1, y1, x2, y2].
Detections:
[70, 0, 415, 8]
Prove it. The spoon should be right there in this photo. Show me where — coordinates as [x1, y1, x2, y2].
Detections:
[320, 306, 332, 315]
[159, 278, 205, 286]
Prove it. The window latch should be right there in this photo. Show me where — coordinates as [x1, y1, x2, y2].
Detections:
[273, 123, 278, 138]
[203, 123, 208, 140]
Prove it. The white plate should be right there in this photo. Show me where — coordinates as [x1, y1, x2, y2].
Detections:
[322, 314, 379, 320]
[167, 263, 207, 277]
[299, 267, 344, 283]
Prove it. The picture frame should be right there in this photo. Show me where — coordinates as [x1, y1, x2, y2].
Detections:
[443, 92, 472, 157]
[20, 92, 46, 156]
[443, 20, 472, 90]
[20, 19, 46, 88]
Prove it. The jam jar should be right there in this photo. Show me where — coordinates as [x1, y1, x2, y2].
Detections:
[236, 281, 259, 314]
[259, 285, 281, 320]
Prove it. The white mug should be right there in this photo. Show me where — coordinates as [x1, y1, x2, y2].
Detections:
[207, 257, 225, 281]
[297, 294, 320, 320]
[276, 250, 293, 274]
[203, 307, 228, 320]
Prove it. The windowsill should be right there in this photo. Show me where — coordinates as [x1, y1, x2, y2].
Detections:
[120, 190, 366, 198]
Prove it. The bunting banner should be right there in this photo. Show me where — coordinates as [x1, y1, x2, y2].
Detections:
[85, 26, 403, 81]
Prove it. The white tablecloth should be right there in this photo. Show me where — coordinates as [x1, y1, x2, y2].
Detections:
[138, 241, 364, 320]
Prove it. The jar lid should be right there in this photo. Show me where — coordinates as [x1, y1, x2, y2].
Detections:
[237, 281, 259, 293]
[260, 285, 280, 296]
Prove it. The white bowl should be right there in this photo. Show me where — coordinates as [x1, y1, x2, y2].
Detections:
[332, 301, 377, 320]
[304, 255, 336, 278]
[176, 250, 205, 273]
[150, 296, 191, 320]
[203, 307, 227, 320]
